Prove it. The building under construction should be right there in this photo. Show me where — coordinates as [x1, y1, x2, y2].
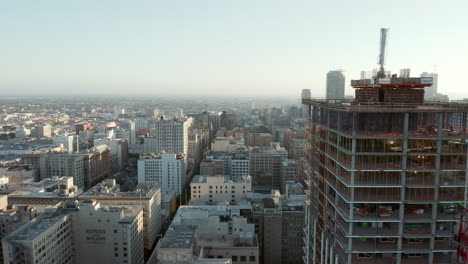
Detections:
[302, 29, 468, 264]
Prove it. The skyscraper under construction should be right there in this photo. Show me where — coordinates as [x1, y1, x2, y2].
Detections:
[302, 29, 468, 264]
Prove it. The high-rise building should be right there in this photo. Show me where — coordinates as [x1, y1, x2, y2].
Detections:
[78, 145, 112, 189]
[188, 131, 201, 165]
[421, 72, 439, 99]
[31, 124, 52, 138]
[220, 111, 237, 130]
[153, 107, 160, 118]
[94, 138, 129, 170]
[326, 70, 345, 99]
[302, 89, 312, 119]
[137, 153, 187, 195]
[250, 195, 305, 264]
[43, 153, 85, 189]
[280, 159, 299, 193]
[249, 143, 288, 191]
[80, 180, 162, 251]
[302, 70, 467, 263]
[0, 196, 38, 264]
[143, 118, 188, 155]
[245, 133, 273, 147]
[2, 200, 145, 264]
[24, 145, 111, 189]
[230, 154, 250, 182]
[53, 134, 75, 153]
[200, 157, 226, 176]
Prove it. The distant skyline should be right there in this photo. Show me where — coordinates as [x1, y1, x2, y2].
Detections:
[1, 0, 467, 99]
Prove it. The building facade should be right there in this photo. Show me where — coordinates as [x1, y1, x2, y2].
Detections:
[190, 175, 252, 204]
[326, 70, 345, 99]
[249, 144, 288, 191]
[302, 74, 467, 263]
[2, 200, 145, 264]
[137, 153, 186, 195]
[143, 118, 188, 155]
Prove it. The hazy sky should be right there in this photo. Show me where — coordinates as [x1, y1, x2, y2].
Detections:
[1, 0, 467, 98]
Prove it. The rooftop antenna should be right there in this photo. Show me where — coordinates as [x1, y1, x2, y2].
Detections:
[377, 28, 389, 78]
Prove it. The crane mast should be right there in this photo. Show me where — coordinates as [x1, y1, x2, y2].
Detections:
[377, 28, 389, 78]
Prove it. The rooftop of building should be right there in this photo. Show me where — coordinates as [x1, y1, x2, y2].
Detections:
[200, 232, 257, 248]
[251, 132, 272, 136]
[7, 177, 82, 198]
[251, 144, 287, 153]
[350, 76, 432, 88]
[281, 159, 298, 166]
[138, 152, 186, 160]
[8, 189, 81, 199]
[5, 201, 142, 242]
[80, 179, 160, 199]
[159, 224, 197, 249]
[66, 200, 143, 223]
[172, 205, 253, 225]
[191, 175, 250, 185]
[25, 146, 66, 155]
[5, 210, 70, 242]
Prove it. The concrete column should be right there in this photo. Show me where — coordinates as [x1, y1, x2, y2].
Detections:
[320, 232, 325, 264]
[324, 239, 329, 264]
[398, 113, 410, 252]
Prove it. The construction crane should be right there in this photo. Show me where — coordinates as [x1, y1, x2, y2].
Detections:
[377, 28, 389, 78]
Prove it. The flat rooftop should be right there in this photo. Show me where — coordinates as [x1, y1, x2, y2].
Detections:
[191, 175, 247, 184]
[200, 233, 257, 247]
[80, 181, 160, 199]
[159, 225, 197, 249]
[6, 211, 70, 242]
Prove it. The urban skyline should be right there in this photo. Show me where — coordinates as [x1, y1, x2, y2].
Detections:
[1, 2, 468, 264]
[1, 1, 468, 98]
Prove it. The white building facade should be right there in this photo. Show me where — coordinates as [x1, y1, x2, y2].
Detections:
[138, 153, 186, 195]
[190, 175, 252, 204]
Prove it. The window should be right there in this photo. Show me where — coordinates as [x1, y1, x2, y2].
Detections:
[240, 256, 246, 261]
[232, 256, 238, 261]
[249, 256, 255, 261]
